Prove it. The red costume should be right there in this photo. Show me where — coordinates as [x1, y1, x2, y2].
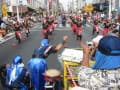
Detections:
[76, 17, 83, 40]
[42, 19, 48, 39]
[103, 18, 111, 36]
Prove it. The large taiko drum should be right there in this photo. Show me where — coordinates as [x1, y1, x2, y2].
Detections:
[45, 69, 61, 81]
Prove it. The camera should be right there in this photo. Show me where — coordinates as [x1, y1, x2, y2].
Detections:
[88, 42, 94, 46]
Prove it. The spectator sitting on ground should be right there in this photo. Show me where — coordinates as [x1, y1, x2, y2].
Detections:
[78, 35, 120, 89]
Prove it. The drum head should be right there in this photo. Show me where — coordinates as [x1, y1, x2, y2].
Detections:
[45, 69, 61, 77]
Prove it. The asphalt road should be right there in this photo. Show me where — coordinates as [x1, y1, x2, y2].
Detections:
[0, 21, 103, 89]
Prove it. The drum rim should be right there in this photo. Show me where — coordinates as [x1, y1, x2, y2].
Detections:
[45, 69, 61, 77]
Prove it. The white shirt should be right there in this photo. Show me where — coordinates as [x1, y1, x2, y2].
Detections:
[101, 14, 104, 18]
[1, 23, 6, 29]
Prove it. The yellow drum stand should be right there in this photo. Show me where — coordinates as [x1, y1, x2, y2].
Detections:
[63, 61, 95, 90]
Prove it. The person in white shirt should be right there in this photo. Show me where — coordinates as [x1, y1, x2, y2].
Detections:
[1, 22, 6, 37]
[101, 12, 104, 22]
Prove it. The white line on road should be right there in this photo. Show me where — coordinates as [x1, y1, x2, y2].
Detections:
[30, 29, 71, 31]
[59, 24, 62, 27]
[99, 26, 103, 31]
[0, 34, 15, 44]
[86, 24, 91, 28]
[32, 24, 42, 29]
[86, 23, 103, 31]
[58, 24, 70, 28]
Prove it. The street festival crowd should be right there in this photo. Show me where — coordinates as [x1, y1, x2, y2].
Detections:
[0, 10, 120, 90]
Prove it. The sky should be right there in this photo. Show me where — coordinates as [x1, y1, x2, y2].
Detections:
[59, 0, 70, 11]
[18, 0, 27, 5]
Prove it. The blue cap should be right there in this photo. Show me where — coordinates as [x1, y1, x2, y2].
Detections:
[98, 35, 120, 55]
[13, 56, 22, 65]
[91, 36, 120, 69]
[41, 39, 49, 47]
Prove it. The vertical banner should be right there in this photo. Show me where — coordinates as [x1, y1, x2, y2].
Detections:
[27, 0, 30, 4]
[43, 11, 45, 16]
[2, 3, 7, 17]
[49, 0, 52, 9]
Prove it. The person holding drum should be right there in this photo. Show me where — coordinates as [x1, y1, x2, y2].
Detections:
[28, 36, 68, 90]
[28, 49, 47, 90]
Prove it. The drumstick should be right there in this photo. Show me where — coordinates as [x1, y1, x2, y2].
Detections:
[65, 63, 77, 87]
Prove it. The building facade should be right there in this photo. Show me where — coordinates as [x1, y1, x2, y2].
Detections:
[113, 0, 120, 11]
[29, 0, 41, 9]
[6, 0, 28, 15]
[5, 0, 44, 16]
[77, 0, 106, 9]
[0, 0, 3, 17]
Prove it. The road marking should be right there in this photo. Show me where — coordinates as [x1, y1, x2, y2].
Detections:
[32, 24, 42, 29]
[0, 31, 23, 44]
[55, 29, 71, 31]
[0, 23, 104, 44]
[66, 24, 70, 27]
[30, 29, 71, 31]
[40, 26, 42, 28]
[99, 26, 103, 31]
[86, 24, 91, 28]
[0, 37, 5, 41]
[0, 23, 43, 44]
[0, 35, 15, 44]
[30, 30, 42, 31]
[59, 24, 62, 27]
[86, 23, 103, 31]
[57, 24, 70, 28]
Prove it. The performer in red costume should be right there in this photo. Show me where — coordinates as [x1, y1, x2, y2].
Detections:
[71, 16, 77, 34]
[93, 20, 99, 35]
[102, 17, 111, 36]
[42, 18, 48, 39]
[76, 16, 83, 41]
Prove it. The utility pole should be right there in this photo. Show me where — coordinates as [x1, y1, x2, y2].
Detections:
[44, 0, 47, 15]
[72, 0, 74, 14]
[77, 0, 79, 10]
[109, 0, 112, 18]
[19, 0, 22, 17]
[57, 0, 59, 15]
[119, 0, 120, 8]
[0, 0, 2, 17]
[16, 0, 20, 22]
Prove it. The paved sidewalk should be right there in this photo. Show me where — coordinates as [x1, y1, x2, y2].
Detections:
[0, 32, 15, 44]
[0, 22, 42, 44]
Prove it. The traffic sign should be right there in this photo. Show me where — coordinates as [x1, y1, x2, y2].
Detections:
[84, 5, 94, 12]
